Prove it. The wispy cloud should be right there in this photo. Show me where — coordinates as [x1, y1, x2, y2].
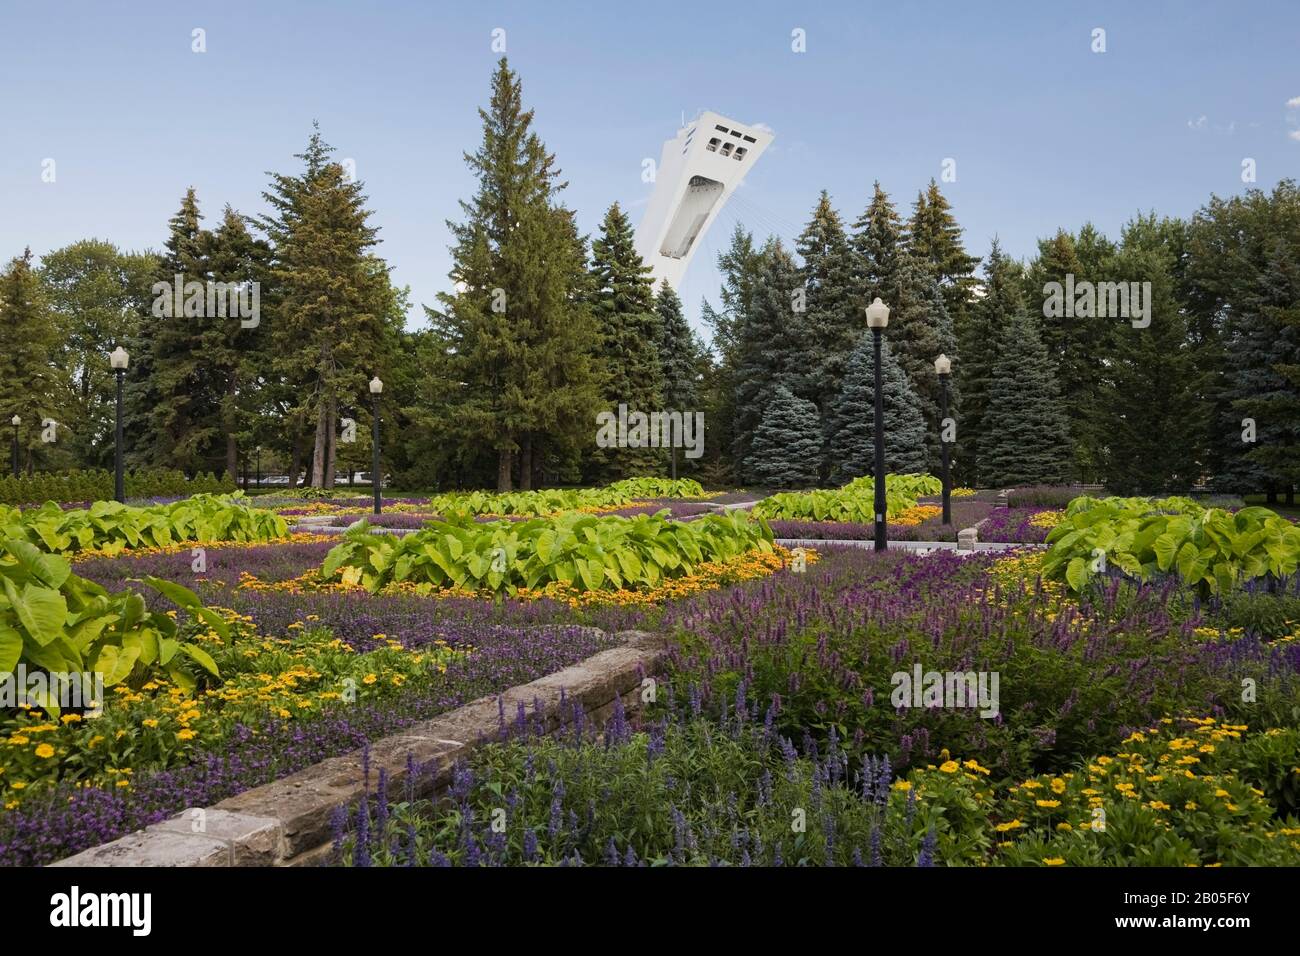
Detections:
[1287, 95, 1300, 108]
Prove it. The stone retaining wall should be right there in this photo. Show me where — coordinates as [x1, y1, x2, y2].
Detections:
[53, 630, 669, 868]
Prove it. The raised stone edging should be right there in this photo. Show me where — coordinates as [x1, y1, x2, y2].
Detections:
[51, 629, 669, 868]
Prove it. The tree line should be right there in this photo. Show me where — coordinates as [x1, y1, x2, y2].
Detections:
[2, 57, 1296, 497]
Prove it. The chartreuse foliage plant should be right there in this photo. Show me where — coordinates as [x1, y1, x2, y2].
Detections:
[425, 487, 630, 517]
[1043, 495, 1300, 594]
[0, 540, 222, 715]
[319, 510, 774, 596]
[0, 494, 288, 557]
[607, 477, 707, 499]
[753, 473, 942, 523]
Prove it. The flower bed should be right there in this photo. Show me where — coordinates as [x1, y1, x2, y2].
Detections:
[977, 507, 1060, 544]
[0, 611, 625, 866]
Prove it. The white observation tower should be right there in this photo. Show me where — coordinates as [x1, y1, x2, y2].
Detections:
[635, 111, 773, 290]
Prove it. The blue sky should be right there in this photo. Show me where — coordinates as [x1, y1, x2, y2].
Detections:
[2, 1, 1297, 343]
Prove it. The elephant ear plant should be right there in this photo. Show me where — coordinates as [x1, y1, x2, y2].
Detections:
[0, 493, 288, 557]
[0, 539, 222, 716]
[319, 510, 775, 597]
[1043, 495, 1300, 596]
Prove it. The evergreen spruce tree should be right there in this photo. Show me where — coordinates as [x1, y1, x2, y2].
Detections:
[260, 126, 395, 489]
[829, 335, 928, 481]
[1237, 237, 1300, 496]
[656, 280, 704, 476]
[0, 249, 59, 472]
[132, 187, 215, 472]
[958, 237, 1024, 485]
[748, 385, 821, 487]
[877, 254, 958, 469]
[1101, 217, 1200, 494]
[851, 181, 905, 302]
[906, 179, 980, 323]
[205, 205, 271, 480]
[795, 191, 859, 474]
[434, 59, 600, 490]
[982, 309, 1071, 485]
[701, 226, 767, 481]
[731, 242, 811, 476]
[589, 201, 665, 478]
[1025, 226, 1116, 482]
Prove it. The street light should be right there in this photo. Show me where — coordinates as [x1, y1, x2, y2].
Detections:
[934, 354, 952, 526]
[865, 297, 891, 552]
[369, 376, 383, 515]
[109, 347, 129, 502]
[10, 415, 19, 479]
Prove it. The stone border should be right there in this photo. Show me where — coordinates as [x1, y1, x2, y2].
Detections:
[52, 630, 669, 868]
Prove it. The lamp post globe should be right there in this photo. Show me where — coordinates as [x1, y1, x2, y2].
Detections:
[369, 377, 383, 515]
[934, 354, 952, 525]
[865, 298, 891, 552]
[110, 347, 129, 502]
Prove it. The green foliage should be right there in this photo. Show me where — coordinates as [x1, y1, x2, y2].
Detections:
[320, 510, 773, 596]
[0, 468, 234, 506]
[607, 477, 706, 499]
[1043, 495, 1300, 594]
[981, 309, 1071, 486]
[427, 487, 629, 517]
[0, 494, 287, 557]
[0, 541, 221, 714]
[336, 716, 938, 867]
[747, 386, 822, 487]
[0, 249, 61, 474]
[434, 58, 600, 491]
[752, 473, 941, 522]
[829, 335, 928, 481]
[589, 202, 665, 479]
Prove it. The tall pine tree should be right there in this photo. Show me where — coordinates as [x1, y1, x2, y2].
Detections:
[829, 335, 928, 481]
[958, 237, 1024, 485]
[656, 279, 704, 477]
[434, 59, 600, 491]
[748, 385, 821, 487]
[589, 201, 665, 478]
[981, 309, 1071, 485]
[0, 249, 60, 472]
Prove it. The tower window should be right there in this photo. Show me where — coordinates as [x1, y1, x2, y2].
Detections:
[706, 137, 720, 152]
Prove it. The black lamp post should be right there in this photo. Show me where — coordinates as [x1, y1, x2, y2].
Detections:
[110, 346, 129, 502]
[256, 446, 262, 490]
[369, 376, 383, 515]
[10, 415, 19, 479]
[866, 297, 891, 552]
[935, 354, 952, 525]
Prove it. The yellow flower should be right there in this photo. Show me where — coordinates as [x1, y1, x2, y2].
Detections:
[938, 760, 959, 774]
[142, 719, 159, 729]
[1056, 823, 1073, 832]
[1185, 802, 1198, 811]
[1035, 799, 1061, 809]
[1042, 857, 1066, 866]
[995, 819, 1023, 832]
[1147, 801, 1171, 811]
[60, 713, 82, 724]
[1050, 778, 1066, 794]
[35, 744, 55, 759]
[177, 729, 196, 741]
[11, 781, 27, 790]
[362, 674, 377, 685]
